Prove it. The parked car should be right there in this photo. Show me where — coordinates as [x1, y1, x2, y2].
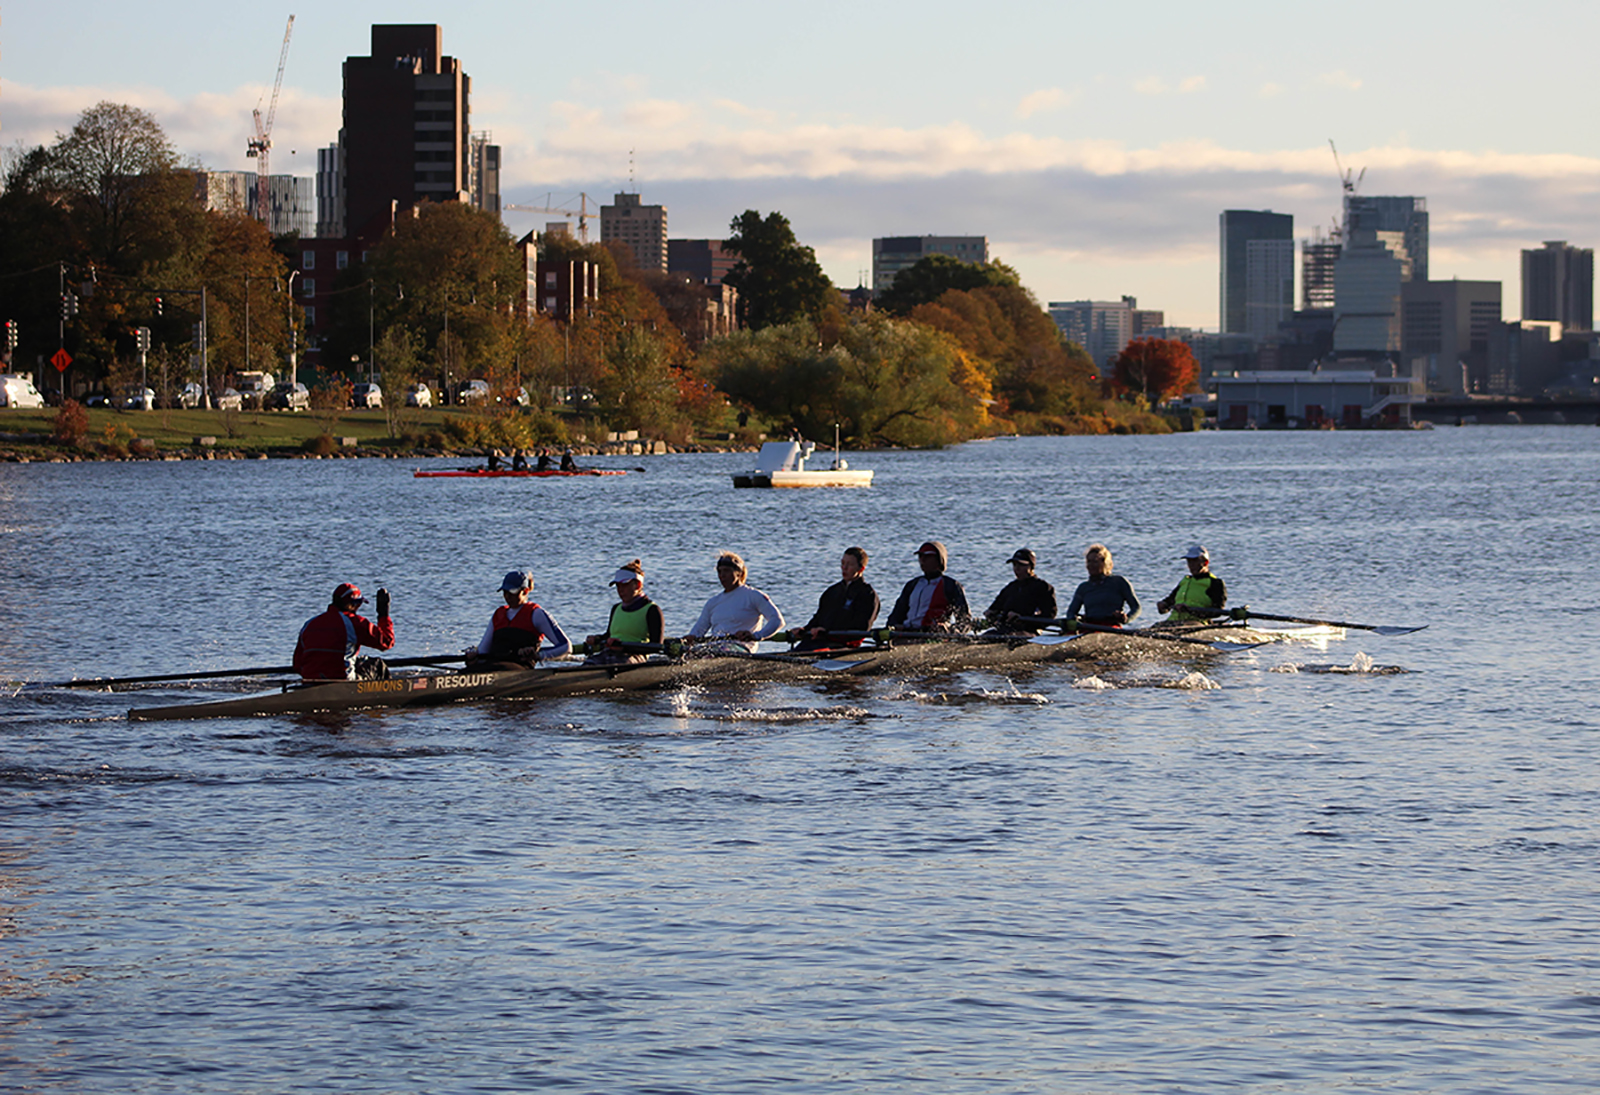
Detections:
[215, 388, 243, 411]
[238, 371, 276, 409]
[122, 386, 155, 411]
[84, 391, 113, 408]
[0, 373, 45, 408]
[178, 382, 203, 409]
[456, 379, 490, 405]
[404, 382, 433, 408]
[270, 382, 310, 411]
[495, 385, 531, 406]
[351, 382, 383, 409]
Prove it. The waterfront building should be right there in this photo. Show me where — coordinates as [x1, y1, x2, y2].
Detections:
[1333, 196, 1429, 362]
[1521, 241, 1593, 333]
[872, 236, 988, 293]
[1212, 368, 1422, 429]
[1219, 210, 1293, 338]
[1302, 232, 1339, 311]
[1400, 280, 1501, 395]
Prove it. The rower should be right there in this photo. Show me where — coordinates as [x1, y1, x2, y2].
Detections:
[293, 582, 395, 681]
[792, 546, 879, 651]
[1064, 543, 1140, 626]
[560, 449, 578, 472]
[685, 551, 785, 652]
[536, 449, 554, 472]
[1155, 543, 1227, 623]
[886, 540, 971, 632]
[585, 559, 665, 664]
[470, 570, 571, 666]
[487, 449, 505, 471]
[511, 449, 529, 472]
[982, 548, 1057, 634]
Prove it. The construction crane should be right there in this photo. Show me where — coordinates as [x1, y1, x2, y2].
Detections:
[503, 193, 600, 242]
[1328, 139, 1364, 242]
[247, 15, 296, 224]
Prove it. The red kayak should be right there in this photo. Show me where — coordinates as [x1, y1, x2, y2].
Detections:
[414, 468, 628, 479]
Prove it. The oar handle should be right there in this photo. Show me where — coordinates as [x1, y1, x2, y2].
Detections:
[50, 652, 464, 689]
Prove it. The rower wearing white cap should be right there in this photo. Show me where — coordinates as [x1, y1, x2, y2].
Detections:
[586, 559, 665, 662]
[1155, 544, 1227, 623]
[472, 569, 571, 665]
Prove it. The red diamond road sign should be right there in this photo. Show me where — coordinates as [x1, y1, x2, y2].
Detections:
[51, 348, 72, 372]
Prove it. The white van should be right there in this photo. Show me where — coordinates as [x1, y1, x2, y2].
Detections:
[0, 374, 45, 408]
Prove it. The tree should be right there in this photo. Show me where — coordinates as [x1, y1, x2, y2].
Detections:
[874, 254, 1021, 315]
[722, 210, 834, 330]
[1112, 338, 1200, 403]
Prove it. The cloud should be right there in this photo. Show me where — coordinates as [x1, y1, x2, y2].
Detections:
[1016, 87, 1075, 119]
[1318, 70, 1363, 91]
[1179, 76, 1207, 94]
[1134, 77, 1168, 96]
[1259, 82, 1284, 99]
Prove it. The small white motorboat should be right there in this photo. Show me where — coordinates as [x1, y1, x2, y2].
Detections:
[732, 430, 873, 488]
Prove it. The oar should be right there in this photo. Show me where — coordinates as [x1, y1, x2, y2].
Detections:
[1015, 617, 1266, 653]
[1234, 610, 1426, 637]
[49, 654, 465, 689]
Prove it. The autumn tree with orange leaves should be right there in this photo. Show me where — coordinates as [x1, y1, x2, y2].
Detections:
[1112, 338, 1199, 403]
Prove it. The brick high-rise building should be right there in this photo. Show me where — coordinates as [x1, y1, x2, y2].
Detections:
[338, 24, 499, 238]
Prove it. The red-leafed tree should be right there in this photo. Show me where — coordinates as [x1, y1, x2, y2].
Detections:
[1112, 337, 1199, 402]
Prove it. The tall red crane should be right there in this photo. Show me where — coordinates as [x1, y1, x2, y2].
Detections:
[247, 15, 296, 224]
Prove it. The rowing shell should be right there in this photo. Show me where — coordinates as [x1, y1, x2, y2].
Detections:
[413, 468, 627, 479]
[125, 627, 1263, 722]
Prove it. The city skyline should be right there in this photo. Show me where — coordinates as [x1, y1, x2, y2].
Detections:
[6, 1, 1599, 328]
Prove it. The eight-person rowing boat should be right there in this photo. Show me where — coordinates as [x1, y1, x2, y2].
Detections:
[50, 537, 1421, 722]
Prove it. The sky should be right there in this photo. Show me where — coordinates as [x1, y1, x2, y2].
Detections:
[7, 0, 1600, 328]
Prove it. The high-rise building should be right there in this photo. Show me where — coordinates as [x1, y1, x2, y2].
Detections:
[194, 172, 315, 237]
[1521, 241, 1593, 332]
[1333, 196, 1428, 357]
[338, 24, 499, 238]
[668, 239, 736, 285]
[315, 144, 345, 238]
[1048, 297, 1141, 369]
[872, 236, 988, 293]
[1301, 232, 1340, 311]
[601, 192, 668, 273]
[1220, 210, 1293, 337]
[1401, 280, 1501, 394]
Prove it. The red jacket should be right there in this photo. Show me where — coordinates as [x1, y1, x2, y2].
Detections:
[293, 608, 394, 680]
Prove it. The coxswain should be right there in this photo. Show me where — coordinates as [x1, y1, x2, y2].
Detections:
[559, 449, 578, 472]
[792, 547, 879, 651]
[1155, 543, 1227, 623]
[982, 548, 1057, 634]
[293, 583, 395, 681]
[685, 551, 785, 652]
[886, 540, 971, 632]
[471, 570, 571, 666]
[585, 559, 665, 663]
[1064, 543, 1140, 626]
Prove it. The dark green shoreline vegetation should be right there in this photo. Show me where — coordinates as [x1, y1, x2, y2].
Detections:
[1, 103, 1199, 461]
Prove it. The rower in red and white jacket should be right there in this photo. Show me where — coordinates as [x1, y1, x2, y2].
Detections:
[886, 540, 971, 632]
[293, 582, 395, 680]
[474, 569, 572, 665]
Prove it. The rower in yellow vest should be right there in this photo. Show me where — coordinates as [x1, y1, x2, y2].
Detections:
[1156, 543, 1227, 623]
[585, 559, 665, 663]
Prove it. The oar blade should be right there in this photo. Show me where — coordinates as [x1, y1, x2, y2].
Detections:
[1371, 624, 1428, 636]
[1027, 634, 1082, 647]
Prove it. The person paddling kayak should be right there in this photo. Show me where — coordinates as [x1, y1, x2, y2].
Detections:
[293, 582, 394, 681]
[470, 570, 571, 666]
[1156, 543, 1227, 623]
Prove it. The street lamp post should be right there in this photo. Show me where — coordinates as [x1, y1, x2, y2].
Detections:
[286, 271, 300, 389]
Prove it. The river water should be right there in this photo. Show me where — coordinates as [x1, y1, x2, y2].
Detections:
[2, 428, 1597, 1093]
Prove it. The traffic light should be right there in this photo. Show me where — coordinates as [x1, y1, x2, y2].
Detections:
[136, 327, 151, 353]
[4, 320, 17, 350]
[61, 292, 79, 319]
[154, 295, 163, 317]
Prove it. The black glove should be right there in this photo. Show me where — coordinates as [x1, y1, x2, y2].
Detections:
[376, 588, 390, 617]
